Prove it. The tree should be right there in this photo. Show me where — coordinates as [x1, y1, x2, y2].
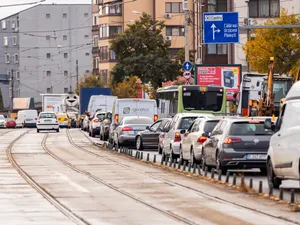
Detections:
[110, 13, 181, 89]
[243, 9, 300, 77]
[112, 76, 141, 98]
[75, 74, 106, 95]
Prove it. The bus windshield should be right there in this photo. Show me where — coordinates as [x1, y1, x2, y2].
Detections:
[182, 90, 223, 111]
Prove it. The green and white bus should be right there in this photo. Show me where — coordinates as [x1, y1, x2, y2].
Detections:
[156, 85, 226, 118]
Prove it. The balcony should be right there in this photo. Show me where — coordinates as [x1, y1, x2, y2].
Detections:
[92, 25, 99, 33]
[92, 47, 100, 54]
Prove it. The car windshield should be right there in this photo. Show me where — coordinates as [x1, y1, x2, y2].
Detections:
[107, 113, 112, 120]
[0, 115, 4, 119]
[178, 117, 197, 130]
[229, 121, 274, 136]
[124, 117, 153, 125]
[203, 120, 219, 133]
[40, 113, 56, 119]
[97, 114, 105, 121]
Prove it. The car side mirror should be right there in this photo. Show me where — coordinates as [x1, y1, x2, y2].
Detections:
[146, 126, 150, 130]
[264, 118, 272, 130]
[180, 129, 186, 134]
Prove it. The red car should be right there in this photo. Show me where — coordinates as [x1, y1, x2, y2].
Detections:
[6, 119, 16, 128]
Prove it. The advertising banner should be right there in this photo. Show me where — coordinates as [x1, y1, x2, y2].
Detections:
[43, 96, 64, 113]
[196, 65, 241, 100]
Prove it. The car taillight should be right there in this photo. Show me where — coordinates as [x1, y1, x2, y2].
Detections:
[37, 117, 40, 122]
[174, 132, 181, 142]
[122, 127, 133, 132]
[224, 137, 242, 144]
[197, 136, 207, 143]
[154, 114, 158, 122]
[93, 118, 99, 123]
[242, 108, 248, 117]
[115, 114, 119, 123]
[56, 119, 58, 123]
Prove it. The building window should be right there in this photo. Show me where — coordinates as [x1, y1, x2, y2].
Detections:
[47, 71, 51, 76]
[109, 26, 122, 38]
[16, 17, 19, 29]
[46, 35, 50, 40]
[11, 20, 16, 29]
[5, 54, 10, 63]
[3, 37, 8, 46]
[84, 34, 89, 38]
[13, 36, 17, 45]
[46, 14, 51, 19]
[64, 88, 68, 93]
[99, 46, 108, 61]
[16, 71, 20, 80]
[99, 24, 109, 38]
[110, 49, 116, 60]
[93, 16, 97, 25]
[14, 54, 19, 64]
[63, 13, 67, 19]
[85, 53, 90, 56]
[86, 70, 90, 73]
[207, 44, 227, 55]
[249, 0, 279, 18]
[47, 88, 52, 93]
[63, 35, 67, 40]
[165, 2, 183, 13]
[100, 70, 108, 84]
[46, 53, 51, 59]
[166, 26, 184, 36]
[84, 13, 89, 17]
[108, 4, 122, 14]
[93, 35, 99, 47]
[2, 20, 6, 29]
[64, 71, 68, 76]
[208, 0, 227, 12]
[64, 53, 68, 58]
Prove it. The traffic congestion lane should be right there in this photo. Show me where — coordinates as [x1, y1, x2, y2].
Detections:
[0, 129, 76, 225]
[86, 131, 300, 204]
[70, 129, 300, 224]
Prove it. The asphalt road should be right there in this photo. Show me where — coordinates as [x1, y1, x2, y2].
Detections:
[1, 128, 299, 225]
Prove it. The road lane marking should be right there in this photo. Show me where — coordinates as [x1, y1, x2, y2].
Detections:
[56, 172, 90, 193]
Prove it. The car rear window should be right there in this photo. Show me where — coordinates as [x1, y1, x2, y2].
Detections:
[40, 113, 56, 119]
[178, 117, 197, 130]
[204, 120, 219, 133]
[229, 121, 274, 136]
[124, 117, 153, 125]
[97, 114, 105, 121]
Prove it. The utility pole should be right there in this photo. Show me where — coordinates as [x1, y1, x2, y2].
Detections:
[196, 0, 203, 64]
[76, 59, 79, 89]
[10, 69, 14, 114]
[183, 0, 189, 62]
[245, 1, 250, 72]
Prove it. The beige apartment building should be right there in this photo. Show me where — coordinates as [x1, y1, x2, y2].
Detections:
[92, 0, 196, 83]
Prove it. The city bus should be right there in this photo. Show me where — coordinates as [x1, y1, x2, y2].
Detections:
[156, 85, 226, 118]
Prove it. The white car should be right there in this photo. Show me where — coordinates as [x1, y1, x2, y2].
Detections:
[89, 111, 106, 137]
[162, 113, 214, 161]
[0, 115, 6, 128]
[36, 112, 59, 133]
[82, 115, 90, 132]
[266, 81, 300, 188]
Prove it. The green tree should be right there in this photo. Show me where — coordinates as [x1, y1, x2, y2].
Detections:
[243, 9, 300, 77]
[112, 76, 141, 98]
[75, 74, 106, 95]
[110, 13, 181, 89]
[0, 89, 3, 110]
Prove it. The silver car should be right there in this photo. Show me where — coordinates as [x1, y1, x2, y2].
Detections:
[180, 117, 220, 165]
[0, 115, 6, 128]
[162, 113, 214, 161]
[113, 116, 153, 147]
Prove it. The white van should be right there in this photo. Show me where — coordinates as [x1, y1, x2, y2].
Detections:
[16, 111, 25, 128]
[108, 99, 158, 143]
[266, 81, 300, 188]
[87, 95, 118, 117]
[17, 110, 38, 128]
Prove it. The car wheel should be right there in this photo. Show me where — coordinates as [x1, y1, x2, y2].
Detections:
[91, 129, 96, 137]
[169, 148, 177, 163]
[56, 129, 59, 133]
[216, 151, 227, 175]
[89, 131, 91, 136]
[158, 145, 162, 155]
[162, 150, 166, 162]
[201, 149, 207, 170]
[136, 136, 143, 150]
[179, 146, 185, 165]
[267, 159, 282, 188]
[37, 129, 39, 133]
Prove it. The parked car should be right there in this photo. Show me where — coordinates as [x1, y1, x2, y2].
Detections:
[202, 117, 274, 174]
[82, 114, 90, 131]
[180, 117, 220, 165]
[158, 120, 172, 154]
[162, 113, 214, 161]
[78, 114, 86, 128]
[100, 112, 112, 141]
[15, 111, 25, 128]
[5, 119, 16, 128]
[68, 112, 78, 128]
[57, 113, 71, 128]
[113, 116, 153, 147]
[0, 115, 6, 128]
[89, 111, 106, 137]
[266, 81, 300, 188]
[135, 118, 171, 150]
[36, 112, 59, 133]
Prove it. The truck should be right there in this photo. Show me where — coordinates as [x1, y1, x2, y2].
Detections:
[41, 94, 67, 114]
[79, 88, 112, 115]
[87, 95, 118, 117]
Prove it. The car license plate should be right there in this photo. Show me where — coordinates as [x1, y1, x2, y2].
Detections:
[246, 154, 267, 160]
[26, 119, 32, 121]
[45, 120, 51, 122]
[128, 131, 135, 135]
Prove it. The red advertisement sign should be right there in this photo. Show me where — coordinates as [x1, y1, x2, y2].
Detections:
[196, 65, 241, 100]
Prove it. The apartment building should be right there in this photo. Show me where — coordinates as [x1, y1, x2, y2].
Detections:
[0, 4, 92, 106]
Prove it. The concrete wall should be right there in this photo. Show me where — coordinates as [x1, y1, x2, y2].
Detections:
[19, 4, 92, 103]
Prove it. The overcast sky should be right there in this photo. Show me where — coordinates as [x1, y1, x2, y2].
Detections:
[0, 0, 91, 19]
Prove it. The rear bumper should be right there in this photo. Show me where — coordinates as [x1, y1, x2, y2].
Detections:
[24, 123, 36, 128]
[119, 135, 136, 145]
[171, 142, 181, 155]
[92, 127, 100, 134]
[37, 124, 59, 130]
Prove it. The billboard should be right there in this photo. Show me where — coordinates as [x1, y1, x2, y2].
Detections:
[41, 95, 66, 113]
[195, 65, 241, 100]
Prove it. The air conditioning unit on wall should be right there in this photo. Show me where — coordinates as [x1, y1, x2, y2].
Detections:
[165, 36, 172, 41]
[164, 13, 172, 19]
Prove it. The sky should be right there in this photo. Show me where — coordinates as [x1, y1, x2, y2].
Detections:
[0, 0, 91, 19]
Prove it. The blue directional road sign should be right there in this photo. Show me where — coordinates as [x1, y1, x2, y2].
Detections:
[203, 12, 239, 44]
[183, 61, 193, 71]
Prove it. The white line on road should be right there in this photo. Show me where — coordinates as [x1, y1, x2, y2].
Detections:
[55, 172, 90, 193]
